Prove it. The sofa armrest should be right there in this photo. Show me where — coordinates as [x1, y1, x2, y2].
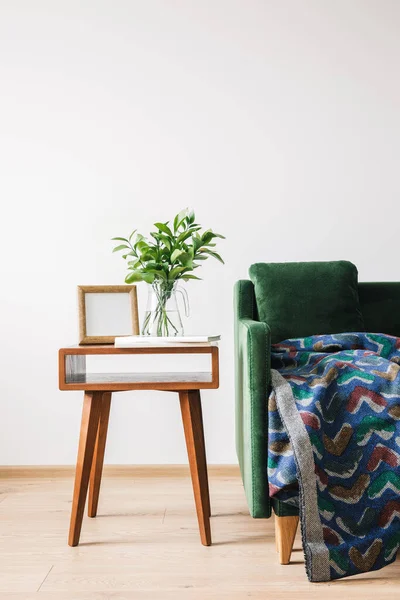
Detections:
[234, 280, 271, 518]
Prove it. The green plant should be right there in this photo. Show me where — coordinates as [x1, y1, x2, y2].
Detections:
[112, 208, 225, 285]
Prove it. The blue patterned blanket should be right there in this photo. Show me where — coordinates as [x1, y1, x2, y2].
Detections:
[269, 333, 400, 581]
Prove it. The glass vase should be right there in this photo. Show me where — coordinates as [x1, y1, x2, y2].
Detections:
[141, 280, 189, 337]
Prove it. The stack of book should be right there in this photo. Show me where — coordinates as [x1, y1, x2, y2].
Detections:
[114, 335, 220, 347]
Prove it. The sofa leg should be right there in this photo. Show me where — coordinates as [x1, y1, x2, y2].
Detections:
[274, 515, 299, 565]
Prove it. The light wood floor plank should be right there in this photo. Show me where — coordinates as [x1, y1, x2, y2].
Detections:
[0, 566, 53, 593]
[0, 471, 399, 598]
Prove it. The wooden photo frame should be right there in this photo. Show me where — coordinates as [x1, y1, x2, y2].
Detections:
[78, 285, 139, 345]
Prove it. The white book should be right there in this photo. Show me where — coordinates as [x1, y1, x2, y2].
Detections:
[114, 335, 220, 347]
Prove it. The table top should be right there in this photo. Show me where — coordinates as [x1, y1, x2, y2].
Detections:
[59, 343, 217, 355]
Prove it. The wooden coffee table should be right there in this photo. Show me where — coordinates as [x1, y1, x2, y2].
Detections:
[58, 343, 219, 547]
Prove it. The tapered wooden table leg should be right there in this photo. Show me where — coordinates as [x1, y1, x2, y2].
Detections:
[88, 392, 112, 518]
[68, 391, 102, 547]
[179, 390, 211, 546]
[197, 394, 211, 518]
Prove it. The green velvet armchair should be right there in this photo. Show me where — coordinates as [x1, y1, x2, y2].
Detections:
[234, 277, 400, 563]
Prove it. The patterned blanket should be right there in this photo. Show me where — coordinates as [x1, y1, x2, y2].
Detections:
[269, 333, 400, 582]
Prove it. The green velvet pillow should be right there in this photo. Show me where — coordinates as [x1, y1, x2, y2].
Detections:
[249, 261, 365, 344]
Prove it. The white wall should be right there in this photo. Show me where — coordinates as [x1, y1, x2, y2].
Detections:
[1, 0, 400, 465]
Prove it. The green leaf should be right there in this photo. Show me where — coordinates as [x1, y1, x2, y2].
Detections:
[154, 222, 173, 237]
[178, 252, 193, 268]
[177, 230, 192, 244]
[158, 235, 172, 250]
[125, 271, 144, 283]
[141, 252, 157, 262]
[188, 209, 195, 224]
[151, 232, 171, 250]
[182, 274, 201, 281]
[171, 248, 184, 263]
[169, 266, 187, 280]
[201, 230, 214, 244]
[173, 208, 188, 232]
[111, 237, 129, 242]
[133, 233, 145, 245]
[202, 230, 225, 241]
[129, 230, 137, 241]
[141, 272, 155, 283]
[135, 240, 150, 252]
[113, 244, 130, 253]
[128, 260, 142, 268]
[146, 268, 167, 280]
[160, 248, 170, 259]
[193, 235, 203, 252]
[200, 249, 224, 264]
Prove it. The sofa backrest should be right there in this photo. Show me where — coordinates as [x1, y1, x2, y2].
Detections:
[358, 282, 400, 337]
[243, 279, 400, 339]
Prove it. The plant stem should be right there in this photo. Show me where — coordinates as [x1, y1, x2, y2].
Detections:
[142, 279, 180, 336]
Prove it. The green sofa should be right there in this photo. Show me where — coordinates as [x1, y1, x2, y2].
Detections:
[234, 277, 400, 521]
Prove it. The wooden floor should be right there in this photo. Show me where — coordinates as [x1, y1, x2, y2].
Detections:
[1, 468, 399, 599]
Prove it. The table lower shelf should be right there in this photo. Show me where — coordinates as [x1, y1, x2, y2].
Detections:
[62, 371, 215, 391]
